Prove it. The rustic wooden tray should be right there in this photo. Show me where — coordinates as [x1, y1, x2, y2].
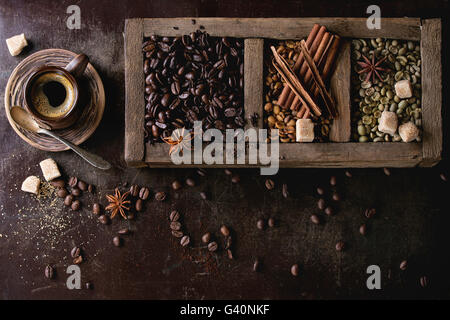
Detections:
[124, 18, 441, 168]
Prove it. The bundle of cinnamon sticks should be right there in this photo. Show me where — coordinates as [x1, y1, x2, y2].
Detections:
[273, 24, 341, 119]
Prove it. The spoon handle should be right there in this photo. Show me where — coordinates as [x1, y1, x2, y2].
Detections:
[39, 129, 112, 170]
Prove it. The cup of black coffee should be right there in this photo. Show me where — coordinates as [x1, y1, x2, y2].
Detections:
[23, 53, 89, 130]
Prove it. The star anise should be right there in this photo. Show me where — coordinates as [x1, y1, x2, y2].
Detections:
[105, 188, 131, 219]
[357, 54, 389, 83]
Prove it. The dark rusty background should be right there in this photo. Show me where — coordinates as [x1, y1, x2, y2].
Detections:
[0, 0, 449, 300]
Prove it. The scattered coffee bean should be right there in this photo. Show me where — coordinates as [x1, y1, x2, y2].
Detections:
[180, 235, 190, 247]
[170, 210, 180, 222]
[134, 199, 143, 212]
[139, 187, 150, 200]
[202, 232, 211, 243]
[196, 168, 207, 176]
[171, 180, 182, 190]
[98, 214, 110, 225]
[310, 214, 320, 225]
[253, 259, 260, 272]
[324, 206, 333, 216]
[170, 221, 182, 231]
[291, 264, 299, 276]
[330, 176, 337, 186]
[282, 183, 289, 198]
[57, 188, 68, 198]
[419, 276, 428, 288]
[345, 170, 352, 178]
[199, 191, 208, 200]
[257, 219, 265, 230]
[224, 169, 232, 176]
[318, 198, 326, 210]
[231, 174, 240, 184]
[220, 225, 230, 237]
[227, 249, 234, 260]
[92, 203, 101, 215]
[44, 265, 54, 279]
[118, 228, 130, 235]
[359, 224, 367, 236]
[335, 241, 345, 251]
[155, 191, 167, 201]
[208, 241, 218, 252]
[365, 208, 376, 219]
[332, 192, 340, 201]
[265, 179, 275, 190]
[224, 236, 232, 250]
[71, 200, 81, 211]
[71, 187, 81, 197]
[68, 176, 78, 187]
[51, 179, 65, 188]
[71, 246, 81, 258]
[73, 255, 83, 264]
[440, 173, 447, 182]
[316, 187, 325, 195]
[383, 167, 391, 176]
[172, 230, 184, 238]
[85, 282, 93, 290]
[268, 217, 275, 228]
[130, 185, 139, 197]
[113, 236, 122, 247]
[77, 180, 88, 191]
[400, 260, 408, 270]
[88, 184, 94, 193]
[185, 178, 196, 187]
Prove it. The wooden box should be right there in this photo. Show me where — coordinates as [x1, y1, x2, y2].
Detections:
[124, 18, 441, 168]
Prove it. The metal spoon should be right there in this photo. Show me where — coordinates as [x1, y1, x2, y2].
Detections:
[11, 106, 112, 170]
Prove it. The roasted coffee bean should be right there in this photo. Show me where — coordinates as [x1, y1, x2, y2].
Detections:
[64, 195, 74, 206]
[169, 210, 180, 222]
[318, 199, 326, 210]
[155, 191, 166, 201]
[130, 185, 140, 197]
[208, 241, 218, 252]
[224, 169, 232, 175]
[172, 230, 184, 238]
[265, 179, 275, 190]
[68, 176, 78, 187]
[180, 235, 190, 247]
[220, 225, 230, 237]
[118, 228, 130, 235]
[202, 232, 211, 243]
[359, 224, 367, 236]
[98, 214, 110, 225]
[71, 247, 81, 258]
[185, 178, 196, 187]
[135, 199, 144, 212]
[324, 206, 334, 216]
[440, 173, 447, 182]
[196, 168, 207, 176]
[71, 187, 81, 197]
[77, 180, 88, 191]
[113, 236, 122, 247]
[71, 200, 81, 211]
[291, 264, 299, 276]
[139, 187, 150, 200]
[231, 174, 240, 184]
[51, 179, 65, 188]
[257, 219, 265, 230]
[400, 260, 408, 271]
[171, 180, 182, 190]
[345, 170, 352, 178]
[383, 167, 391, 176]
[253, 259, 260, 272]
[335, 241, 345, 251]
[92, 203, 101, 215]
[268, 217, 275, 228]
[199, 191, 208, 200]
[282, 184, 289, 198]
[419, 276, 428, 288]
[310, 214, 320, 225]
[365, 208, 376, 219]
[57, 188, 68, 198]
[316, 187, 325, 195]
[44, 265, 55, 279]
[88, 184, 94, 193]
[332, 192, 341, 201]
[227, 249, 234, 260]
[170, 221, 182, 231]
[73, 256, 83, 265]
[330, 176, 337, 186]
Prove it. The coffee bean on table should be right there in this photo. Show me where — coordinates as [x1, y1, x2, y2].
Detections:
[199, 191, 208, 200]
[172, 230, 184, 238]
[359, 224, 367, 236]
[68, 176, 78, 187]
[332, 192, 340, 201]
[139, 187, 150, 200]
[118, 228, 130, 235]
[310, 214, 320, 225]
[92, 203, 101, 215]
[44, 265, 54, 279]
[155, 191, 166, 201]
[77, 180, 88, 191]
[135, 199, 144, 211]
[169, 210, 180, 222]
[113, 236, 122, 247]
[419, 276, 428, 288]
[220, 225, 230, 237]
[180, 235, 190, 247]
[196, 168, 207, 177]
[227, 249, 234, 260]
[51, 179, 65, 188]
[268, 217, 275, 228]
[224, 169, 232, 176]
[318, 198, 326, 210]
[71, 247, 81, 258]
[440, 173, 447, 182]
[202, 232, 211, 243]
[383, 167, 391, 176]
[130, 185, 139, 197]
[57, 188, 68, 198]
[208, 241, 218, 252]
[231, 174, 240, 184]
[185, 178, 196, 187]
[170, 221, 182, 231]
[324, 206, 334, 216]
[71, 187, 81, 197]
[98, 214, 110, 225]
[171, 180, 182, 190]
[88, 184, 94, 193]
[335, 241, 345, 251]
[400, 260, 408, 270]
[253, 259, 260, 272]
[257, 219, 265, 230]
[64, 195, 74, 207]
[345, 170, 352, 178]
[291, 264, 299, 276]
[282, 183, 289, 198]
[73, 256, 83, 265]
[265, 179, 275, 190]
[316, 187, 325, 195]
[365, 208, 376, 219]
[71, 200, 81, 211]
[330, 176, 337, 186]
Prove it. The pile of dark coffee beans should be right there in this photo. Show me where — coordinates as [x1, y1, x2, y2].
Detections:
[143, 30, 245, 143]
[52, 176, 94, 212]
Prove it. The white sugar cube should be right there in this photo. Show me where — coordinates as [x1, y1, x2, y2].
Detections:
[399, 122, 419, 142]
[378, 111, 398, 135]
[296, 119, 314, 142]
[6, 33, 28, 56]
[39, 158, 61, 181]
[394, 80, 413, 99]
[21, 176, 41, 195]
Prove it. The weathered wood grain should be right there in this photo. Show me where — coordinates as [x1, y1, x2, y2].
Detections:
[329, 40, 351, 142]
[124, 19, 146, 167]
[420, 18, 442, 167]
[142, 18, 421, 40]
[244, 39, 263, 130]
